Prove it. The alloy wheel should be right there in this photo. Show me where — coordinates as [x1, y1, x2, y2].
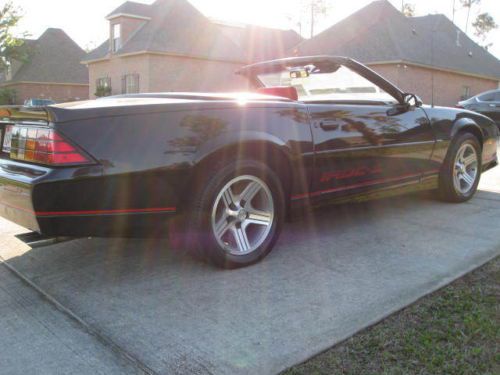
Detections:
[453, 142, 478, 195]
[211, 175, 275, 255]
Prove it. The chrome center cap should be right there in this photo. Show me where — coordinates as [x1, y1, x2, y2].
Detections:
[237, 209, 248, 222]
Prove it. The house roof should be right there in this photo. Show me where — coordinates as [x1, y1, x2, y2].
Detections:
[294, 0, 500, 80]
[86, 0, 302, 64]
[106, 1, 152, 19]
[85, 40, 109, 62]
[87, 0, 247, 63]
[215, 22, 303, 63]
[4, 28, 88, 84]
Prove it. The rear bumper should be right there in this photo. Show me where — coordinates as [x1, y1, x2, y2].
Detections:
[0, 177, 40, 232]
[0, 160, 48, 232]
[0, 159, 179, 237]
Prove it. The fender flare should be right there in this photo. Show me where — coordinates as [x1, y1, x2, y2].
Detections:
[450, 118, 484, 145]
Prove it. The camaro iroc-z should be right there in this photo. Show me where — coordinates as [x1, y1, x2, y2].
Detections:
[0, 56, 498, 267]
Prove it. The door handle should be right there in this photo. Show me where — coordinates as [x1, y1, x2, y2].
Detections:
[319, 121, 340, 131]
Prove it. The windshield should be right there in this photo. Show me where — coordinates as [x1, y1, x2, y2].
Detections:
[257, 65, 396, 103]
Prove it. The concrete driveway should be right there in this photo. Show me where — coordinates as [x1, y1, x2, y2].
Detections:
[1, 161, 499, 375]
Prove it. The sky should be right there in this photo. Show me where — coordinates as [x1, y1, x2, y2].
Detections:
[10, 0, 500, 59]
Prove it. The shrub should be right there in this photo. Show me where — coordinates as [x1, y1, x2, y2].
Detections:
[95, 85, 112, 97]
[0, 87, 16, 105]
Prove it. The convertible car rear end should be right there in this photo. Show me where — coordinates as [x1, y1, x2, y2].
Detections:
[1, 56, 498, 267]
[0, 93, 310, 238]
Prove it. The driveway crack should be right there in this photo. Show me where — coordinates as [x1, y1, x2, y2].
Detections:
[0, 256, 158, 375]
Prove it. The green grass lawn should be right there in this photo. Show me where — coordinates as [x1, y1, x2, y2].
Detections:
[283, 257, 499, 375]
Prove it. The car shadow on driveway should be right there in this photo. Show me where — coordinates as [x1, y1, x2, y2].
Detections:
[1, 191, 500, 375]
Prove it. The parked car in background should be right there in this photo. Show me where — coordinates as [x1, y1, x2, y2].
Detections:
[457, 89, 500, 129]
[23, 98, 56, 109]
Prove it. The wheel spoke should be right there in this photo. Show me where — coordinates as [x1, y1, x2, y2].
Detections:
[458, 146, 467, 161]
[460, 172, 475, 186]
[239, 181, 262, 205]
[214, 216, 232, 239]
[232, 227, 251, 252]
[463, 154, 476, 167]
[221, 187, 236, 209]
[246, 209, 272, 227]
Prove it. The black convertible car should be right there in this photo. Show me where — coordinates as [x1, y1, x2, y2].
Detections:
[0, 56, 498, 267]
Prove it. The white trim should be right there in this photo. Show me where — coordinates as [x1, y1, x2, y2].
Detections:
[106, 13, 151, 21]
[83, 50, 246, 65]
[81, 56, 110, 64]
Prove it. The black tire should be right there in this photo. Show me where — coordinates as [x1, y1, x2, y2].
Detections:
[188, 160, 285, 268]
[437, 132, 482, 203]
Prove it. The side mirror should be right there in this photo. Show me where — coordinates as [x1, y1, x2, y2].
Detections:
[403, 93, 423, 108]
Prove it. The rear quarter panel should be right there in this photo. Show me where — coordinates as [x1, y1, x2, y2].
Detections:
[55, 102, 314, 213]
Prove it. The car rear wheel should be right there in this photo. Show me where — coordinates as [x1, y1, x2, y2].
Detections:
[189, 160, 285, 268]
[438, 132, 482, 202]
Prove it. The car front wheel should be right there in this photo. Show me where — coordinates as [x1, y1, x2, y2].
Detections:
[438, 132, 482, 202]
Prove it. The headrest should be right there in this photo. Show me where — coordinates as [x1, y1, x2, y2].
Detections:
[256, 87, 298, 101]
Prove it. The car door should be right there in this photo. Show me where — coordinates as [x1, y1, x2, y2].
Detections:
[236, 56, 437, 201]
[308, 102, 436, 201]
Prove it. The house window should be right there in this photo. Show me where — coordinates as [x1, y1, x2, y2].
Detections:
[95, 77, 112, 97]
[461, 86, 471, 100]
[122, 74, 140, 94]
[112, 24, 121, 52]
[96, 77, 111, 89]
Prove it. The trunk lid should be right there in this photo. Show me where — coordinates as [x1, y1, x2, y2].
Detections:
[43, 93, 294, 123]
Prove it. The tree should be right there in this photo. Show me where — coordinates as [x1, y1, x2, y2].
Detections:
[0, 1, 28, 75]
[472, 12, 498, 42]
[0, 87, 16, 104]
[402, 3, 416, 17]
[295, 0, 332, 38]
[459, 0, 481, 33]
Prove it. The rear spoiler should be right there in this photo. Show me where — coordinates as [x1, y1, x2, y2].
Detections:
[0, 106, 51, 125]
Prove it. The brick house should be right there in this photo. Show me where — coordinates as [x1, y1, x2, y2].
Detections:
[293, 0, 500, 107]
[0, 28, 89, 104]
[83, 0, 302, 98]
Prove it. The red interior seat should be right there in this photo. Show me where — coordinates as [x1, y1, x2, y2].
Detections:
[256, 87, 298, 101]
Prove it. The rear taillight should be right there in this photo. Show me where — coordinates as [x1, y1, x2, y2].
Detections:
[2, 124, 13, 153]
[8, 126, 92, 166]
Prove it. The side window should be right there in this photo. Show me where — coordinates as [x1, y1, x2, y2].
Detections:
[494, 92, 500, 102]
[478, 92, 495, 102]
